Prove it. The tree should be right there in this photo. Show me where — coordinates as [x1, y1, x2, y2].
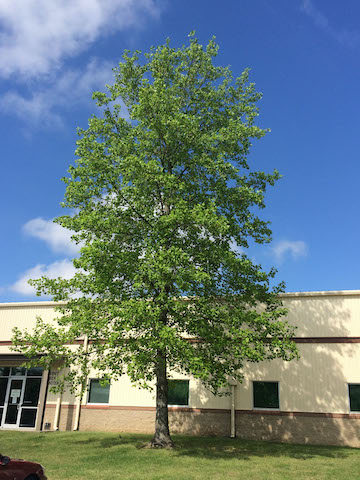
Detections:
[12, 34, 298, 447]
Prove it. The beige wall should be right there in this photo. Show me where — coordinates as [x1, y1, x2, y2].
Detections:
[236, 343, 360, 414]
[44, 342, 360, 414]
[2, 290, 360, 340]
[1, 290, 359, 342]
[0, 302, 61, 341]
[2, 292, 360, 425]
[281, 291, 360, 337]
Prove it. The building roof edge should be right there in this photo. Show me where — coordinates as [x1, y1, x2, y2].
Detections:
[0, 301, 66, 308]
[1, 289, 360, 307]
[279, 290, 360, 298]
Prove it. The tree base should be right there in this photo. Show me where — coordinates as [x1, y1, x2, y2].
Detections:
[146, 437, 175, 449]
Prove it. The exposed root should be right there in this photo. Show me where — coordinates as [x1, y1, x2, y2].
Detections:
[143, 437, 175, 449]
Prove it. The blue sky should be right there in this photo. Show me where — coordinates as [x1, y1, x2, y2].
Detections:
[1, 0, 359, 302]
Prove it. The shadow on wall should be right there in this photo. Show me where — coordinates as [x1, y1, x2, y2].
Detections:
[45, 366, 78, 431]
[266, 295, 358, 446]
[171, 295, 360, 447]
[62, 405, 76, 431]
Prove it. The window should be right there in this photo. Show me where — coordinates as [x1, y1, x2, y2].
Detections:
[11, 367, 26, 376]
[168, 380, 189, 406]
[88, 379, 110, 404]
[27, 367, 44, 377]
[253, 381, 279, 409]
[349, 384, 360, 412]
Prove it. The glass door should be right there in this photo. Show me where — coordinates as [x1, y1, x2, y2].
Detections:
[20, 377, 42, 427]
[3, 378, 24, 427]
[1, 367, 43, 429]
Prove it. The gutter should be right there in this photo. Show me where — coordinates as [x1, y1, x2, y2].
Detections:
[54, 393, 62, 431]
[228, 377, 237, 438]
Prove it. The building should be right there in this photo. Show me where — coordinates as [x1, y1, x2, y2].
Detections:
[1, 290, 360, 447]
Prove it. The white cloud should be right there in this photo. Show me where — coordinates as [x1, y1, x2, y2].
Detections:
[300, 0, 360, 47]
[229, 238, 243, 255]
[0, 0, 162, 79]
[0, 59, 117, 127]
[272, 240, 308, 263]
[23, 218, 81, 255]
[10, 259, 76, 296]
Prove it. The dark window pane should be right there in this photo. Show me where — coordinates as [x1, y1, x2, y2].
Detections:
[0, 368, 10, 377]
[88, 380, 110, 404]
[0, 378, 8, 406]
[5, 405, 19, 424]
[168, 380, 189, 406]
[27, 367, 44, 377]
[11, 367, 26, 376]
[23, 378, 41, 407]
[8, 380, 22, 404]
[253, 382, 279, 409]
[349, 384, 360, 412]
[20, 408, 37, 428]
[0, 408, 3, 424]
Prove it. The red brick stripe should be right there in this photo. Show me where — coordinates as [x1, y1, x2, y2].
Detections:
[236, 409, 360, 419]
[43, 404, 360, 418]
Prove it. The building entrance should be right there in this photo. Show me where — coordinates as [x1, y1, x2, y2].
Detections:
[0, 367, 43, 429]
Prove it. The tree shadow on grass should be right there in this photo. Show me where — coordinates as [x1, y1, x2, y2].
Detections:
[70, 433, 151, 449]
[100, 435, 149, 449]
[63, 433, 355, 460]
[172, 436, 354, 461]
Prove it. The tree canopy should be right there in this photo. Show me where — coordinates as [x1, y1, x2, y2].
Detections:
[12, 34, 298, 447]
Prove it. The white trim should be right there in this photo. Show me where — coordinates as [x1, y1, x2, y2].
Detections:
[279, 290, 360, 298]
[0, 368, 44, 429]
[0, 301, 66, 308]
[2, 376, 26, 428]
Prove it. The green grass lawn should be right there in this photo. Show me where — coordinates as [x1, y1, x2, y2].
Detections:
[1, 431, 360, 480]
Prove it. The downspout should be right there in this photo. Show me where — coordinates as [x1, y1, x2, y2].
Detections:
[53, 393, 62, 431]
[73, 334, 89, 431]
[228, 378, 237, 438]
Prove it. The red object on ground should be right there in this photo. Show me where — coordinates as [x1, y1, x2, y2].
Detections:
[0, 454, 47, 479]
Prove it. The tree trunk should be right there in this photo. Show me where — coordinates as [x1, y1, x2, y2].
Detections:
[149, 350, 174, 448]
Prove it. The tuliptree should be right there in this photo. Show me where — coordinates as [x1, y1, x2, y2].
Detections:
[12, 34, 298, 447]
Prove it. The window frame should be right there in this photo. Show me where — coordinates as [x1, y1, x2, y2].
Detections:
[167, 379, 190, 407]
[87, 378, 110, 405]
[348, 383, 360, 413]
[252, 380, 280, 411]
